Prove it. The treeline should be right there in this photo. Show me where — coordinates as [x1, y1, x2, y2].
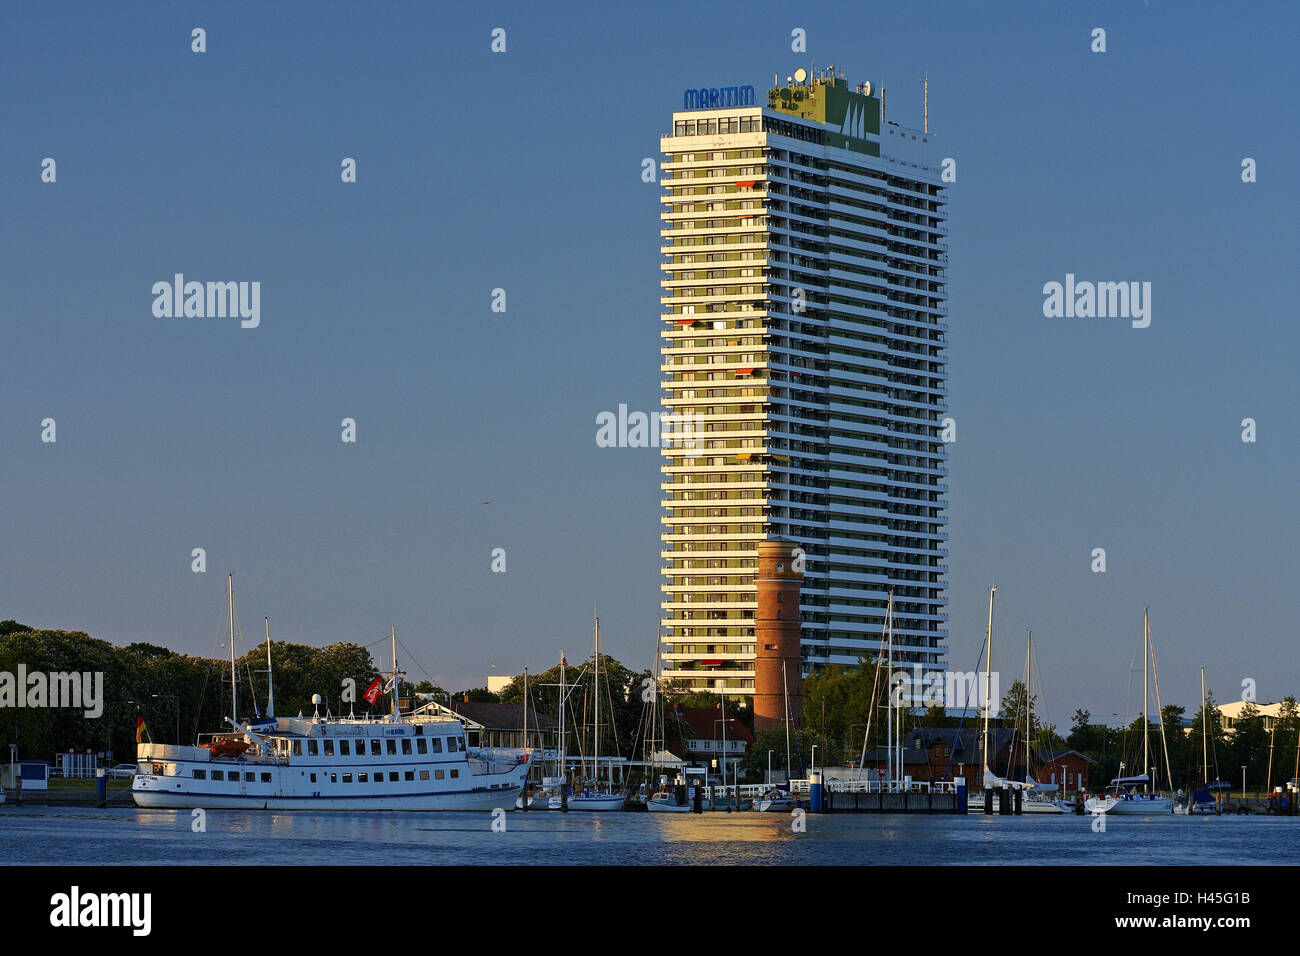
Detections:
[0, 621, 378, 762]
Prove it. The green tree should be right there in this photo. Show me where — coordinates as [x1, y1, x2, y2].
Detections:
[1228, 702, 1269, 788]
[998, 680, 1040, 738]
[1187, 693, 1226, 784]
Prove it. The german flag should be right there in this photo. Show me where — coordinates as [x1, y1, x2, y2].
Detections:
[135, 715, 149, 744]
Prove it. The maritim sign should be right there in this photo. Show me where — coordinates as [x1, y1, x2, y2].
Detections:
[683, 85, 756, 109]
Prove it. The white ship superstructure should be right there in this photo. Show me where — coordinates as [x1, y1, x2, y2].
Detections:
[132, 712, 529, 811]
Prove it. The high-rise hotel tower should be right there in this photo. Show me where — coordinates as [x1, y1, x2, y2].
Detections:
[659, 67, 950, 698]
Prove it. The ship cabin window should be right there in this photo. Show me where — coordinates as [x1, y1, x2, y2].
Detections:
[430, 739, 443, 754]
[370, 740, 381, 755]
[401, 739, 412, 755]
[324, 740, 335, 756]
[340, 740, 351, 756]
[386, 740, 397, 755]
[414, 725, 423, 735]
[212, 770, 224, 781]
[435, 770, 445, 780]
[310, 773, 317, 783]
[292, 741, 302, 756]
[261, 773, 272, 783]
[444, 737, 458, 752]
[404, 771, 414, 782]
[245, 772, 255, 782]
[342, 773, 352, 783]
[329, 773, 337, 783]
[374, 772, 385, 782]
[416, 739, 427, 754]
[192, 769, 206, 779]
[450, 769, 459, 779]
[419, 770, 430, 780]
[358, 773, 368, 783]
[308, 740, 319, 756]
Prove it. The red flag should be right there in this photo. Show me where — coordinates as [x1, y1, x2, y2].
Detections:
[362, 677, 383, 706]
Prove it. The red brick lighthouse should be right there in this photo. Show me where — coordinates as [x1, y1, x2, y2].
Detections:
[753, 538, 803, 734]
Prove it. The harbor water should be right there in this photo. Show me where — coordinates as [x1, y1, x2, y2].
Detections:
[2, 807, 1297, 865]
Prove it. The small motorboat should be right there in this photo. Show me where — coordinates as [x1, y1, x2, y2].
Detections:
[751, 787, 793, 812]
[645, 789, 693, 813]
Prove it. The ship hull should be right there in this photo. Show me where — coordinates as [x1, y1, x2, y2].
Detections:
[132, 782, 522, 811]
[1085, 795, 1174, 814]
[566, 794, 626, 811]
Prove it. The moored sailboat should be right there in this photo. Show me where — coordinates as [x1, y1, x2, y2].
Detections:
[1085, 609, 1174, 815]
[567, 615, 626, 811]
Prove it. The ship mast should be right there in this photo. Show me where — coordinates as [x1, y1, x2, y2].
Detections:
[227, 572, 237, 720]
[390, 625, 403, 722]
[265, 616, 275, 719]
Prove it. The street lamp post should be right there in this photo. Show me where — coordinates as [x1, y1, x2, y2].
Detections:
[767, 749, 773, 786]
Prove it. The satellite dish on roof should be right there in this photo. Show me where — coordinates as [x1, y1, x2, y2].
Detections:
[794, 68, 807, 84]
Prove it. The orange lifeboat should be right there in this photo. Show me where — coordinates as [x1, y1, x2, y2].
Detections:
[202, 739, 250, 758]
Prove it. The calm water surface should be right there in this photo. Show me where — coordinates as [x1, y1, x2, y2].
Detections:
[2, 807, 1296, 865]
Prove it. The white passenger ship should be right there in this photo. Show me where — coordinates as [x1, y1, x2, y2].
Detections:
[132, 576, 528, 811]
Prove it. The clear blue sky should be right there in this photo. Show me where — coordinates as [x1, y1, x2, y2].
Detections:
[2, 0, 1296, 729]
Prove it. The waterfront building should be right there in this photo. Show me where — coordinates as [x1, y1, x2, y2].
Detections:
[1218, 700, 1291, 735]
[413, 700, 556, 751]
[659, 66, 950, 698]
[858, 728, 1092, 792]
[673, 706, 753, 783]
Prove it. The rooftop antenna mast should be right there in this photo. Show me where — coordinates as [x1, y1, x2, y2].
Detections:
[922, 71, 929, 133]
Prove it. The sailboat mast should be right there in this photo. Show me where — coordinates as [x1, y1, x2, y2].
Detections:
[559, 653, 566, 782]
[782, 660, 793, 782]
[227, 572, 237, 719]
[982, 587, 997, 777]
[593, 615, 600, 785]
[1143, 609, 1150, 785]
[264, 616, 275, 719]
[886, 591, 893, 788]
[1025, 630, 1032, 782]
[720, 686, 727, 791]
[1201, 666, 1208, 784]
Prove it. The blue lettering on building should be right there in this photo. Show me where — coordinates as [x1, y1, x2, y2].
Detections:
[683, 85, 756, 110]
